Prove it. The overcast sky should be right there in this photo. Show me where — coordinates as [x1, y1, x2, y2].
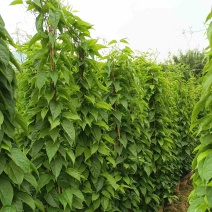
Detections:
[0, 0, 211, 60]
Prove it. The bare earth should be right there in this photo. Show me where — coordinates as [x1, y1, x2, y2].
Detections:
[164, 181, 193, 212]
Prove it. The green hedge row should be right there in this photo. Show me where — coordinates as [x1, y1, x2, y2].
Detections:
[0, 0, 199, 211]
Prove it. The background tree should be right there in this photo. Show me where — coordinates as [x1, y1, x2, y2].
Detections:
[171, 49, 207, 79]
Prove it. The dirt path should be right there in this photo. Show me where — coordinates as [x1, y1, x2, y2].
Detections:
[164, 181, 193, 212]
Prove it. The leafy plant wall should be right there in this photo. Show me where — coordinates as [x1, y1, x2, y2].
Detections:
[188, 11, 212, 212]
[0, 0, 201, 211]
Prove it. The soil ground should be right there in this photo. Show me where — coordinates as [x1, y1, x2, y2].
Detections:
[163, 181, 193, 212]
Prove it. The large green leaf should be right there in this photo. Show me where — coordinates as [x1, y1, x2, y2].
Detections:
[37, 174, 53, 190]
[36, 70, 46, 91]
[17, 192, 35, 211]
[73, 189, 85, 201]
[36, 13, 44, 32]
[201, 153, 212, 183]
[0, 178, 13, 205]
[103, 173, 118, 190]
[10, 0, 23, 5]
[62, 119, 75, 143]
[90, 158, 101, 178]
[0, 154, 6, 174]
[0, 39, 9, 66]
[67, 149, 75, 165]
[0, 110, 4, 129]
[10, 148, 31, 173]
[46, 140, 60, 162]
[5, 161, 24, 185]
[101, 196, 109, 211]
[24, 173, 38, 189]
[95, 102, 113, 111]
[62, 188, 73, 208]
[51, 157, 63, 179]
[33, 0, 41, 7]
[49, 9, 61, 30]
[50, 101, 61, 120]
[66, 168, 85, 182]
[0, 206, 16, 212]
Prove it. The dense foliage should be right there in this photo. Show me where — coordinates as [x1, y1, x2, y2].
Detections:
[172, 49, 207, 79]
[0, 14, 38, 211]
[0, 0, 203, 211]
[188, 11, 212, 212]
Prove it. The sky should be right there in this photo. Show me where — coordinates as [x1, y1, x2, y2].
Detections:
[0, 0, 211, 60]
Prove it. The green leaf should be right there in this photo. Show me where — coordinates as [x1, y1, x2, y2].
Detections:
[91, 142, 99, 155]
[103, 173, 118, 190]
[36, 13, 43, 32]
[37, 174, 53, 190]
[72, 196, 83, 209]
[119, 137, 127, 148]
[108, 39, 117, 45]
[113, 111, 122, 123]
[0, 155, 6, 174]
[62, 112, 81, 121]
[92, 193, 100, 202]
[101, 197, 109, 211]
[49, 9, 61, 29]
[17, 192, 35, 211]
[46, 140, 60, 162]
[201, 153, 212, 183]
[0, 178, 13, 205]
[85, 95, 95, 104]
[0, 206, 16, 212]
[45, 191, 59, 207]
[36, 70, 46, 91]
[106, 156, 116, 168]
[94, 121, 109, 130]
[10, 148, 31, 173]
[73, 189, 85, 201]
[33, 0, 41, 8]
[50, 101, 61, 120]
[50, 70, 58, 85]
[15, 113, 28, 134]
[29, 33, 42, 47]
[75, 145, 85, 157]
[49, 117, 60, 130]
[51, 157, 63, 179]
[0, 40, 9, 66]
[66, 168, 85, 182]
[5, 161, 24, 185]
[102, 134, 114, 144]
[24, 173, 38, 189]
[62, 188, 73, 208]
[92, 126, 102, 141]
[120, 38, 129, 44]
[95, 102, 113, 111]
[49, 127, 59, 142]
[67, 149, 75, 165]
[207, 22, 212, 41]
[94, 177, 105, 192]
[206, 187, 212, 207]
[41, 107, 48, 120]
[10, 0, 23, 5]
[84, 149, 91, 161]
[93, 198, 101, 210]
[0, 111, 4, 128]
[62, 119, 75, 142]
[98, 145, 110, 156]
[90, 158, 101, 178]
[35, 199, 45, 212]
